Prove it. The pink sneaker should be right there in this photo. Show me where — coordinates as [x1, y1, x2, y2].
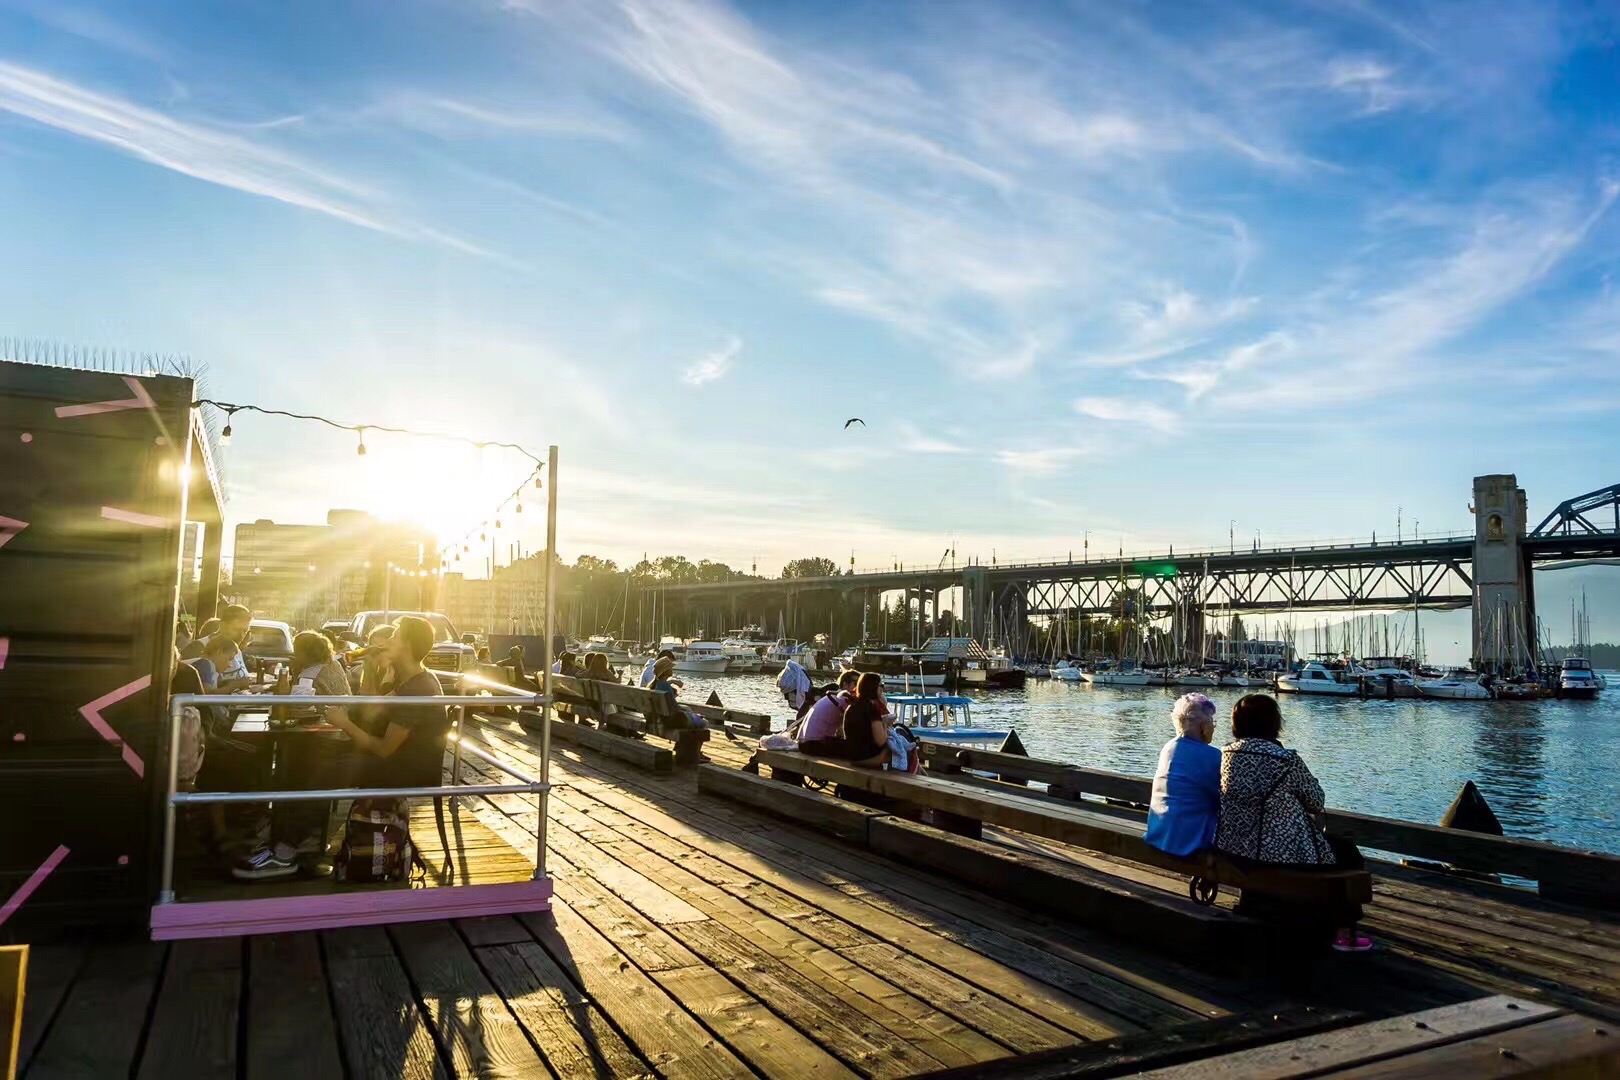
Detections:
[1332, 929, 1374, 953]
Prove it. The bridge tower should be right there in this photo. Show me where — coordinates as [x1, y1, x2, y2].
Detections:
[1472, 474, 1535, 669]
[962, 566, 990, 644]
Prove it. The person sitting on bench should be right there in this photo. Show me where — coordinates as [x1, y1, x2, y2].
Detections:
[1214, 694, 1372, 953]
[839, 671, 890, 769]
[651, 656, 706, 730]
[1145, 693, 1221, 857]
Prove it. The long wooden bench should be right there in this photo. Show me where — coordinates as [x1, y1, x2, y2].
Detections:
[754, 749, 1372, 908]
[543, 676, 710, 767]
[920, 742, 1620, 908]
[698, 764, 1261, 962]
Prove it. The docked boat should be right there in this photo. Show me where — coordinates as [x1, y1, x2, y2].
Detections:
[1218, 671, 1260, 688]
[763, 638, 815, 673]
[581, 636, 636, 666]
[1559, 657, 1602, 700]
[1048, 660, 1087, 682]
[1083, 664, 1152, 687]
[841, 644, 947, 688]
[887, 694, 1012, 751]
[917, 637, 1027, 688]
[1171, 670, 1219, 688]
[674, 641, 731, 675]
[1417, 672, 1494, 700]
[719, 635, 764, 673]
[1277, 661, 1360, 696]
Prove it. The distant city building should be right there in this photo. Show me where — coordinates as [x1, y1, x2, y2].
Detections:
[231, 510, 433, 627]
[440, 553, 549, 637]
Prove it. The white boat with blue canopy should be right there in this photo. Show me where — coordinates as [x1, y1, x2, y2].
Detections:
[886, 694, 1013, 750]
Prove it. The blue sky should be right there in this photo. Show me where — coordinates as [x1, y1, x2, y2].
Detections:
[2, 0, 1619, 615]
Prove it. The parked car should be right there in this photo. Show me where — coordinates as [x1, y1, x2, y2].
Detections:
[343, 610, 477, 690]
[241, 618, 295, 672]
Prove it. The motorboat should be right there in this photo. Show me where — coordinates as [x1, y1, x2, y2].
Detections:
[1559, 657, 1601, 700]
[1417, 672, 1493, 700]
[764, 638, 816, 673]
[1048, 660, 1087, 682]
[719, 636, 764, 673]
[1172, 670, 1219, 688]
[1083, 663, 1152, 687]
[1277, 661, 1360, 696]
[582, 636, 636, 666]
[1218, 671, 1259, 688]
[674, 641, 731, 675]
[886, 694, 1012, 751]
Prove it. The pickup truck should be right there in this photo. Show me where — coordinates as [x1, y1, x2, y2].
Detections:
[346, 610, 477, 691]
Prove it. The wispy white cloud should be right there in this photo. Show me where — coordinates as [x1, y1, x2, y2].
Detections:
[1074, 395, 1178, 432]
[378, 94, 630, 143]
[993, 445, 1096, 474]
[896, 422, 968, 455]
[0, 62, 492, 257]
[682, 335, 741, 386]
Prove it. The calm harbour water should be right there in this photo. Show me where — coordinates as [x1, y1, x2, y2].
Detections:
[671, 670, 1620, 857]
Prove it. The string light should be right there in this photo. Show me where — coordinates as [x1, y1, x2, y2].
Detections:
[194, 398, 544, 467]
[356, 427, 367, 456]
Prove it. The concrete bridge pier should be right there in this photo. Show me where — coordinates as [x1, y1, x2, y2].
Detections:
[1472, 473, 1535, 669]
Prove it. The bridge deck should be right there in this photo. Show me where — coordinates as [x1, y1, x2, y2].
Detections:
[15, 721, 1620, 1078]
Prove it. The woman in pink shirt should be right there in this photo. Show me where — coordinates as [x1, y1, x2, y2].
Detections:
[801, 671, 859, 740]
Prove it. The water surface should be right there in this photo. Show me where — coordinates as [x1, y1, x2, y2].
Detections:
[672, 671, 1620, 855]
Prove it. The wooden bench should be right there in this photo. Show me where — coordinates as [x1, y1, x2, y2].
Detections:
[544, 676, 710, 767]
[754, 749, 1372, 909]
[698, 764, 1260, 962]
[921, 743, 1620, 909]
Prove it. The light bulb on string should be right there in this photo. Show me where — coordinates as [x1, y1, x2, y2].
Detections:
[220, 408, 236, 445]
[356, 427, 367, 456]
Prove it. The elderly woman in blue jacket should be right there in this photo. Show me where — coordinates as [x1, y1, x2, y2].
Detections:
[1144, 693, 1222, 857]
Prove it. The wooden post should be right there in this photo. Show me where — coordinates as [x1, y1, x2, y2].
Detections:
[197, 520, 223, 618]
[1, 945, 26, 1080]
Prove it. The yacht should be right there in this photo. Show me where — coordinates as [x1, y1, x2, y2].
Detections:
[1559, 657, 1602, 700]
[1049, 659, 1087, 682]
[719, 635, 764, 673]
[841, 643, 947, 688]
[1083, 663, 1152, 687]
[1277, 661, 1360, 696]
[674, 641, 731, 675]
[582, 636, 635, 666]
[764, 639, 815, 672]
[1172, 670, 1219, 688]
[1218, 671, 1260, 688]
[1417, 672, 1493, 700]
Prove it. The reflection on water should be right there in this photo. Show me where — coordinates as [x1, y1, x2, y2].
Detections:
[672, 671, 1620, 855]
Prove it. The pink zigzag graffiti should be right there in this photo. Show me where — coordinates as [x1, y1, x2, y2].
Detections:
[55, 376, 156, 418]
[80, 674, 151, 777]
[0, 845, 70, 928]
[0, 515, 26, 551]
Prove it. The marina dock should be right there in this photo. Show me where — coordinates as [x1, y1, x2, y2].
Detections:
[15, 716, 1620, 1078]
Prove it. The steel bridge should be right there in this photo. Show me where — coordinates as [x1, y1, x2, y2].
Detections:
[653, 477, 1620, 657]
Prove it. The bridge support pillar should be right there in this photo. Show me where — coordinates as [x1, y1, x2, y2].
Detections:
[1472, 474, 1534, 670]
[962, 567, 990, 644]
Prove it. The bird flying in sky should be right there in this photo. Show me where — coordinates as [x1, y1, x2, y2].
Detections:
[844, 418, 865, 429]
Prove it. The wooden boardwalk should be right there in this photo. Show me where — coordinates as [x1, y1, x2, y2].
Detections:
[14, 715, 1620, 1078]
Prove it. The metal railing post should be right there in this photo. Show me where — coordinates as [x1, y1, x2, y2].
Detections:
[537, 443, 557, 880]
[158, 698, 181, 903]
[451, 705, 464, 784]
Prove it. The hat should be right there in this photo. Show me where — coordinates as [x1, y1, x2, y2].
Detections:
[654, 655, 676, 679]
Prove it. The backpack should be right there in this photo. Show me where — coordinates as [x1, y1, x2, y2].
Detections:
[176, 704, 206, 791]
[334, 798, 414, 883]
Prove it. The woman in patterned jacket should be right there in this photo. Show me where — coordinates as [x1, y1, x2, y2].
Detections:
[1214, 694, 1372, 952]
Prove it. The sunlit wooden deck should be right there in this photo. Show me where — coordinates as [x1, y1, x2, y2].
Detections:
[15, 714, 1620, 1077]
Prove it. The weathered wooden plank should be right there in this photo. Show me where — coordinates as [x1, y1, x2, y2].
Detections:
[322, 928, 446, 1080]
[521, 902, 752, 1079]
[136, 938, 243, 1080]
[469, 722, 1253, 1021]
[1325, 1011, 1618, 1078]
[389, 920, 550, 1079]
[698, 762, 885, 844]
[26, 941, 165, 1080]
[2, 946, 25, 1080]
[1136, 995, 1561, 1078]
[537, 716, 673, 773]
[458, 915, 539, 949]
[684, 703, 773, 735]
[245, 934, 344, 1080]
[673, 918, 942, 1078]
[476, 941, 653, 1079]
[651, 963, 861, 1080]
[13, 942, 82, 1075]
[907, 1005, 1361, 1079]
[554, 851, 711, 973]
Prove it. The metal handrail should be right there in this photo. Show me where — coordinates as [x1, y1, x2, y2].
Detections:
[159, 689, 553, 904]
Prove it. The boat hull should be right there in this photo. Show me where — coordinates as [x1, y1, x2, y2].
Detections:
[1559, 682, 1600, 700]
[1417, 682, 1492, 700]
[1277, 679, 1359, 696]
[1049, 667, 1086, 681]
[1084, 672, 1152, 686]
[674, 657, 730, 674]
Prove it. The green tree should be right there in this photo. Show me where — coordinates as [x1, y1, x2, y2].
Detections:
[1228, 614, 1248, 642]
[782, 557, 839, 579]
